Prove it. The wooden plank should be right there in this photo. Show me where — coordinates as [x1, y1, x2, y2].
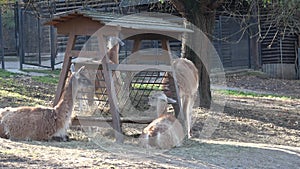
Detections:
[87, 13, 184, 27]
[127, 34, 176, 40]
[121, 28, 182, 41]
[124, 55, 171, 65]
[263, 63, 296, 79]
[132, 39, 141, 53]
[97, 32, 124, 143]
[73, 61, 104, 70]
[109, 22, 191, 33]
[98, 18, 186, 30]
[53, 33, 76, 106]
[108, 63, 173, 72]
[162, 39, 182, 118]
[55, 17, 103, 35]
[161, 39, 169, 51]
[73, 62, 174, 72]
[49, 11, 192, 33]
[72, 116, 154, 126]
[161, 38, 173, 63]
[70, 50, 100, 58]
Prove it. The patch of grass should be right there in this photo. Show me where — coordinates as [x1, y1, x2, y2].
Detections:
[0, 77, 27, 94]
[22, 69, 61, 76]
[0, 69, 60, 84]
[23, 69, 60, 85]
[216, 89, 291, 99]
[0, 69, 56, 107]
[0, 69, 20, 78]
[244, 71, 269, 79]
[0, 89, 47, 106]
[31, 76, 59, 85]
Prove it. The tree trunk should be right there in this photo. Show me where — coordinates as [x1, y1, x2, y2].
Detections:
[171, 0, 220, 108]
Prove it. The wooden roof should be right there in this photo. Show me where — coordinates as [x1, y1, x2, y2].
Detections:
[45, 10, 192, 33]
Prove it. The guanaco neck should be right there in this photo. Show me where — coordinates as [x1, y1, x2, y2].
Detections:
[156, 99, 168, 117]
[54, 75, 76, 124]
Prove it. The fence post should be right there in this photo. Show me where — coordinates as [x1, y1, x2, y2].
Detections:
[0, 7, 4, 69]
[296, 48, 300, 79]
[15, 2, 24, 70]
[50, 1, 56, 70]
[38, 14, 41, 65]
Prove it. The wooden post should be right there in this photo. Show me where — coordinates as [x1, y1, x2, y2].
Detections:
[132, 39, 141, 53]
[50, 1, 56, 70]
[296, 36, 300, 79]
[37, 16, 42, 65]
[161, 38, 172, 59]
[161, 39, 183, 118]
[0, 7, 4, 69]
[53, 33, 76, 106]
[97, 33, 124, 143]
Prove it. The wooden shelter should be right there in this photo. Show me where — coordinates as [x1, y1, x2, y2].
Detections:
[46, 10, 192, 143]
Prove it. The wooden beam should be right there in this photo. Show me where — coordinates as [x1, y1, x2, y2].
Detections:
[132, 39, 141, 53]
[53, 33, 76, 106]
[97, 32, 124, 143]
[127, 34, 176, 41]
[161, 39, 169, 51]
[72, 116, 154, 126]
[69, 50, 100, 58]
[108, 63, 173, 72]
[74, 61, 104, 70]
[161, 38, 182, 118]
[161, 38, 173, 61]
[55, 17, 103, 35]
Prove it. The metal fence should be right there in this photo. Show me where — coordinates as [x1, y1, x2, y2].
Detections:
[213, 16, 251, 70]
[0, 0, 121, 70]
[0, 2, 56, 70]
[18, 2, 57, 70]
[0, 3, 16, 69]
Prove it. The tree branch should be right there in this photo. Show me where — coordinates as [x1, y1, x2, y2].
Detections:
[168, 0, 187, 17]
[207, 0, 224, 10]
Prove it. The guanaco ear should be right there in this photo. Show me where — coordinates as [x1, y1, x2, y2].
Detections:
[70, 64, 75, 73]
[74, 66, 86, 80]
[118, 38, 125, 46]
[167, 97, 177, 104]
[77, 66, 85, 73]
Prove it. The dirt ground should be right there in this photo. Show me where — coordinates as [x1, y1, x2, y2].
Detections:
[0, 71, 299, 168]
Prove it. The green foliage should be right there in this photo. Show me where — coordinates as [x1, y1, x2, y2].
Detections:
[216, 89, 291, 99]
[2, 10, 14, 29]
[0, 75, 43, 107]
[0, 0, 15, 4]
[0, 89, 46, 106]
[22, 69, 61, 76]
[131, 83, 163, 90]
[0, 77, 26, 94]
[0, 69, 60, 85]
[0, 0, 15, 30]
[0, 69, 19, 78]
[262, 0, 271, 5]
[31, 76, 59, 85]
[0, 69, 56, 107]
[22, 69, 60, 85]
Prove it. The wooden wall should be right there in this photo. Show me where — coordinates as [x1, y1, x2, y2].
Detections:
[259, 9, 298, 79]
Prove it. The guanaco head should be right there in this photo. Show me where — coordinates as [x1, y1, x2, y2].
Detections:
[70, 65, 93, 98]
[148, 91, 176, 117]
[107, 36, 125, 50]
